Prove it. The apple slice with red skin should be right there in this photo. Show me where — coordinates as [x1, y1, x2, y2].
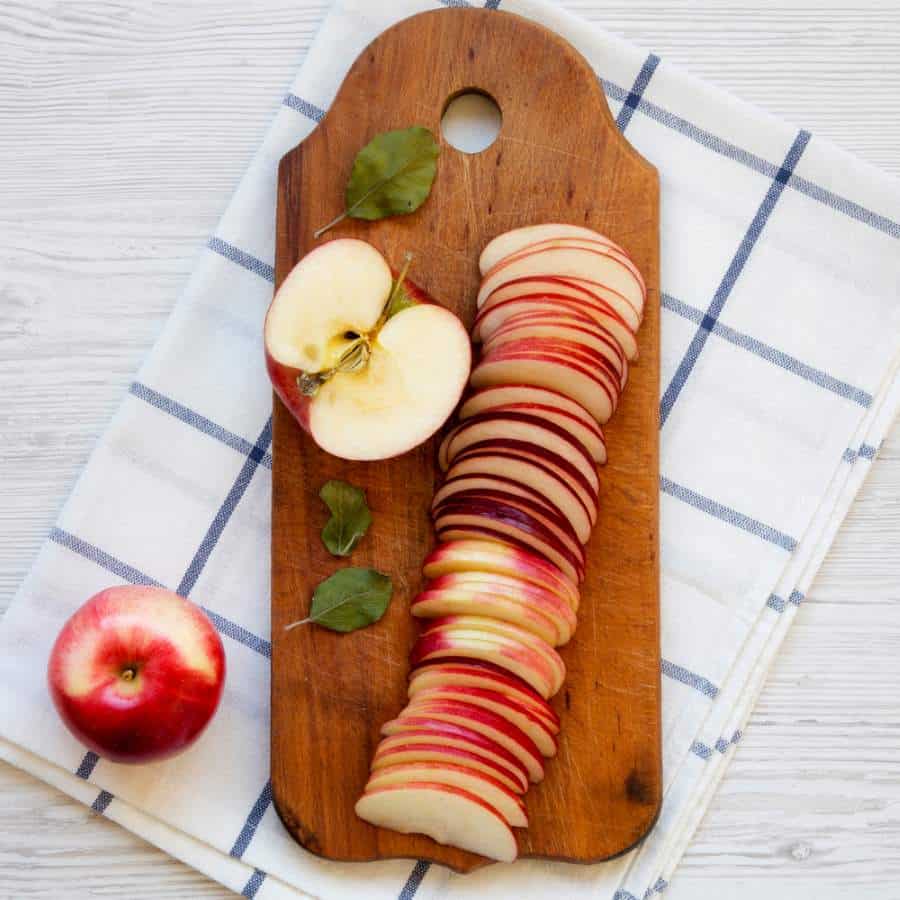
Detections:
[459, 386, 605, 464]
[479, 223, 637, 276]
[483, 316, 628, 387]
[438, 412, 600, 498]
[411, 577, 574, 646]
[433, 500, 585, 584]
[432, 490, 584, 570]
[484, 238, 646, 302]
[394, 697, 544, 782]
[475, 287, 639, 358]
[264, 239, 470, 461]
[477, 337, 623, 403]
[419, 615, 566, 695]
[476, 244, 644, 311]
[425, 568, 578, 619]
[471, 347, 615, 424]
[355, 782, 517, 862]
[422, 539, 579, 610]
[409, 629, 558, 699]
[376, 722, 529, 792]
[372, 736, 528, 794]
[433, 474, 565, 522]
[365, 762, 528, 828]
[408, 660, 559, 730]
[450, 437, 599, 522]
[444, 449, 595, 541]
[405, 685, 558, 757]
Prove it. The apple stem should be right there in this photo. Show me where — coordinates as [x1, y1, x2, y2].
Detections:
[121, 667, 137, 681]
[373, 251, 414, 332]
[313, 210, 348, 240]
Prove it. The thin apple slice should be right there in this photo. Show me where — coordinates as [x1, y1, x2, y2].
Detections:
[433, 501, 585, 584]
[422, 539, 579, 610]
[408, 661, 560, 730]
[420, 615, 566, 696]
[477, 245, 644, 311]
[411, 580, 571, 646]
[477, 337, 622, 403]
[471, 347, 614, 424]
[376, 721, 529, 791]
[438, 412, 600, 496]
[483, 317, 627, 385]
[475, 287, 639, 357]
[372, 736, 528, 794]
[424, 568, 578, 620]
[433, 474, 564, 522]
[409, 629, 557, 698]
[433, 490, 584, 570]
[406, 686, 557, 757]
[479, 223, 625, 273]
[355, 782, 517, 862]
[459, 386, 605, 464]
[395, 697, 544, 781]
[444, 449, 595, 539]
[365, 762, 527, 828]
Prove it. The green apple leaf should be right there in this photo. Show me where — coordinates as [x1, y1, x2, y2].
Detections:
[287, 568, 393, 633]
[319, 479, 373, 557]
[314, 127, 440, 238]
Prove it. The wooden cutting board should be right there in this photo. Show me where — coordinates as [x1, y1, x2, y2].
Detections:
[270, 6, 660, 872]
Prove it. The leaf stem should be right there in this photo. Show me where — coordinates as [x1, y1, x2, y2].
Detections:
[313, 210, 348, 240]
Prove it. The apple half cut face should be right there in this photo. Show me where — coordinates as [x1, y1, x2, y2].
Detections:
[264, 239, 471, 461]
[355, 782, 518, 862]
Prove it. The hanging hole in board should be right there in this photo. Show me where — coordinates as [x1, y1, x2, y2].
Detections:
[441, 90, 502, 154]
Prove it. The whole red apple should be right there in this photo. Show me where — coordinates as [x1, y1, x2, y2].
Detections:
[48, 585, 226, 764]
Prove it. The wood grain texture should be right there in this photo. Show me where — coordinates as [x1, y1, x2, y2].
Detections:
[0, 1, 898, 897]
[270, 6, 660, 871]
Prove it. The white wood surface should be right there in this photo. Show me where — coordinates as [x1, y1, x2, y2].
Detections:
[1, 1, 898, 897]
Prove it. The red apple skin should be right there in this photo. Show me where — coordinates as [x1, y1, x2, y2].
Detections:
[264, 271, 438, 439]
[47, 586, 226, 764]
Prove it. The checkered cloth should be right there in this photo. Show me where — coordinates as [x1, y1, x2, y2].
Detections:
[2, 1, 899, 898]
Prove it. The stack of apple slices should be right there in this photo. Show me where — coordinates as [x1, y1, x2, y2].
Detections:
[356, 224, 645, 861]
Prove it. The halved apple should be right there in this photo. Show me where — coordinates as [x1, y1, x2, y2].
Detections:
[409, 628, 557, 699]
[365, 762, 528, 828]
[476, 244, 644, 311]
[376, 721, 530, 791]
[406, 686, 558, 757]
[355, 782, 517, 862]
[394, 697, 544, 781]
[444, 449, 596, 540]
[408, 660, 560, 729]
[471, 346, 615, 424]
[372, 736, 528, 794]
[422, 539, 579, 610]
[264, 239, 470, 460]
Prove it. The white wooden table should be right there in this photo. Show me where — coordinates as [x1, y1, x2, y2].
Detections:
[1, 2, 898, 897]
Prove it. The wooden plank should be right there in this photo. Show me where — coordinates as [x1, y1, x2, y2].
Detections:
[270, 6, 660, 871]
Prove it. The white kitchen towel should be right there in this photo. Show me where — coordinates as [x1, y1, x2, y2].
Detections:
[1, 1, 899, 898]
